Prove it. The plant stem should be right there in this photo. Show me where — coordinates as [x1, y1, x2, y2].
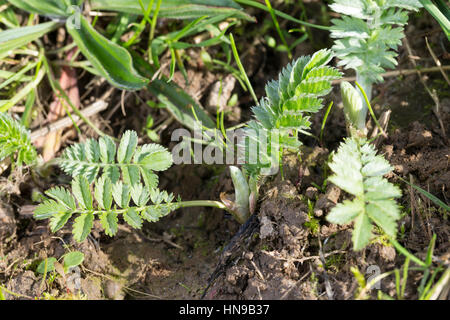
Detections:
[229, 166, 251, 223]
[229, 33, 258, 104]
[61, 201, 229, 217]
[265, 0, 292, 59]
[178, 200, 228, 210]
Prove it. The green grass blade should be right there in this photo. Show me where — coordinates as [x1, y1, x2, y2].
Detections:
[264, 0, 291, 58]
[398, 176, 450, 211]
[320, 101, 333, 143]
[389, 238, 427, 268]
[419, 0, 450, 39]
[235, 0, 330, 30]
[400, 257, 410, 299]
[424, 267, 450, 300]
[0, 1, 19, 28]
[0, 67, 45, 112]
[435, 0, 450, 20]
[0, 21, 61, 56]
[425, 234, 436, 267]
[90, 0, 255, 21]
[229, 33, 258, 104]
[0, 60, 37, 90]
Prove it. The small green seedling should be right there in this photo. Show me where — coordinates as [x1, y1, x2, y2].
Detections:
[326, 77, 403, 251]
[62, 251, 85, 273]
[330, 0, 422, 121]
[326, 137, 402, 250]
[36, 251, 85, 274]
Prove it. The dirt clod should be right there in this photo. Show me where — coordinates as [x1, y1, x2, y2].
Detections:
[0, 204, 15, 241]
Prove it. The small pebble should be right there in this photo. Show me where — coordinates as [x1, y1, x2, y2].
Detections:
[244, 252, 254, 260]
[314, 209, 323, 217]
[104, 280, 124, 300]
[305, 186, 318, 200]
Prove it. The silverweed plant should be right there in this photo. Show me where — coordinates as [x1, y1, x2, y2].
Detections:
[330, 0, 422, 128]
[227, 49, 342, 220]
[245, 49, 342, 174]
[34, 130, 230, 242]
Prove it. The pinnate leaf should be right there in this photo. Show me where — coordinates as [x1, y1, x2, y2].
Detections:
[112, 181, 131, 208]
[352, 212, 373, 251]
[100, 211, 118, 236]
[99, 135, 116, 163]
[327, 199, 364, 224]
[72, 176, 93, 210]
[117, 130, 138, 164]
[45, 187, 76, 210]
[94, 176, 113, 210]
[34, 200, 68, 220]
[135, 144, 173, 171]
[123, 208, 142, 229]
[326, 138, 402, 251]
[49, 211, 73, 232]
[73, 212, 94, 242]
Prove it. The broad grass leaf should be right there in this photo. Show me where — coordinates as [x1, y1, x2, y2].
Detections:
[8, 0, 72, 17]
[67, 16, 148, 90]
[132, 52, 216, 131]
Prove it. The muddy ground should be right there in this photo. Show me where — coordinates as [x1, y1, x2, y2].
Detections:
[0, 7, 449, 300]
